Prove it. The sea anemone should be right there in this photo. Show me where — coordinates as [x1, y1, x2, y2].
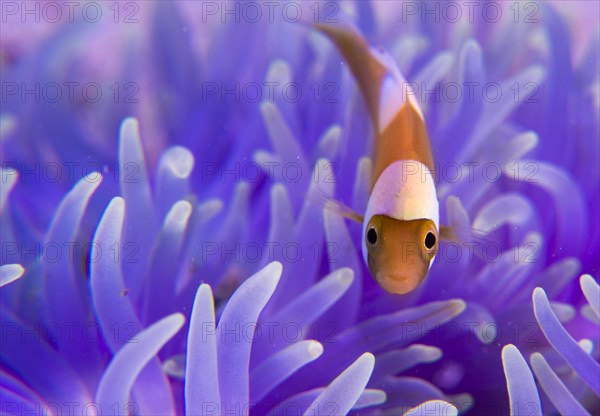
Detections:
[1, 1, 598, 415]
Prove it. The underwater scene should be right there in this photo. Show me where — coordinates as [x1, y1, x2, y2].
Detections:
[1, 1, 599, 415]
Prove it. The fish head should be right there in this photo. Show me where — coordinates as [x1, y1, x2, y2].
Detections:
[364, 215, 438, 294]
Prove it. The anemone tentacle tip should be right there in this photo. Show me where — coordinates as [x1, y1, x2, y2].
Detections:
[449, 299, 467, 313]
[121, 116, 139, 129]
[336, 268, 355, 285]
[265, 261, 284, 276]
[164, 146, 195, 178]
[501, 344, 517, 356]
[360, 352, 376, 366]
[307, 341, 324, 359]
[532, 287, 546, 299]
[198, 283, 212, 292]
[110, 196, 126, 209]
[0, 264, 25, 287]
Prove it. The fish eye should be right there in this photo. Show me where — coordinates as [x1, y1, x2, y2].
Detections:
[367, 227, 378, 245]
[424, 232, 436, 249]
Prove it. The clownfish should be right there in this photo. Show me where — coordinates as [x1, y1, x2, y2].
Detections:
[315, 22, 443, 295]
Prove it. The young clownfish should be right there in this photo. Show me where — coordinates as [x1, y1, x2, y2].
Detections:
[315, 22, 441, 295]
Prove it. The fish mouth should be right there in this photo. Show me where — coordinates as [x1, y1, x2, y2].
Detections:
[376, 272, 421, 295]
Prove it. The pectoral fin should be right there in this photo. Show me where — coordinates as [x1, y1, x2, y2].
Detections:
[324, 198, 364, 224]
[439, 224, 503, 262]
[440, 225, 460, 243]
[311, 188, 364, 224]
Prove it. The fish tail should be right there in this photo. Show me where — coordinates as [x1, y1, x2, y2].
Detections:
[314, 21, 387, 129]
[314, 21, 423, 134]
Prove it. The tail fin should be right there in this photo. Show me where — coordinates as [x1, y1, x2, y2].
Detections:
[314, 21, 421, 133]
[314, 21, 386, 128]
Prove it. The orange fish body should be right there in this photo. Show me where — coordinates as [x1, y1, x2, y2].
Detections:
[316, 22, 439, 294]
